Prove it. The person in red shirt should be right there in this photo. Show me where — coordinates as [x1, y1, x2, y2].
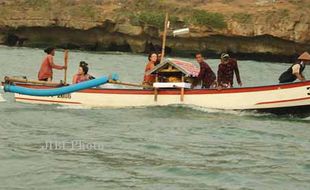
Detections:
[194, 53, 216, 88]
[217, 53, 242, 88]
[38, 47, 66, 81]
[142, 52, 157, 86]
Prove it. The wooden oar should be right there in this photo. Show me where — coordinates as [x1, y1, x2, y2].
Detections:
[64, 50, 69, 84]
[108, 80, 154, 89]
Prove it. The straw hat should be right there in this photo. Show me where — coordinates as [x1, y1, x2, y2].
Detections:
[221, 53, 230, 59]
[298, 52, 310, 60]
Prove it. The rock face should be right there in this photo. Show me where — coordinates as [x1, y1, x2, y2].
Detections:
[0, 0, 309, 62]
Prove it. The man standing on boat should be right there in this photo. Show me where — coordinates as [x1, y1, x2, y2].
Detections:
[279, 52, 310, 83]
[194, 53, 216, 88]
[38, 47, 66, 81]
[217, 53, 242, 88]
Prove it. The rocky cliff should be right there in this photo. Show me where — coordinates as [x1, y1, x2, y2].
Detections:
[0, 0, 310, 62]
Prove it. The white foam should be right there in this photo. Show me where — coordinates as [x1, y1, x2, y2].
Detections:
[56, 105, 93, 110]
[0, 94, 5, 102]
[174, 104, 272, 117]
[0, 86, 6, 102]
[302, 116, 310, 121]
[55, 103, 274, 117]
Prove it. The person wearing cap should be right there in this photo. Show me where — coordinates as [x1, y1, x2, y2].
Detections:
[279, 52, 310, 83]
[72, 61, 95, 84]
[217, 53, 242, 88]
[38, 47, 66, 81]
[193, 52, 216, 88]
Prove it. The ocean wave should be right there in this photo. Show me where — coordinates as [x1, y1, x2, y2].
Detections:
[0, 95, 5, 102]
[0, 86, 5, 102]
[178, 105, 310, 119]
[56, 103, 272, 117]
[56, 105, 93, 110]
[55, 103, 309, 119]
[174, 104, 273, 117]
[302, 116, 310, 121]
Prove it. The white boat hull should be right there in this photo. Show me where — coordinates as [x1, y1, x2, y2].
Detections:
[0, 86, 5, 102]
[0, 94, 4, 102]
[12, 81, 310, 114]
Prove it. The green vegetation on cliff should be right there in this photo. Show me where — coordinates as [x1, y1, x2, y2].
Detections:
[116, 0, 227, 29]
[189, 10, 227, 29]
[0, 0, 310, 61]
[232, 13, 252, 24]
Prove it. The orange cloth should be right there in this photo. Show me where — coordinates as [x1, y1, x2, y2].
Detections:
[143, 61, 155, 85]
[38, 55, 62, 80]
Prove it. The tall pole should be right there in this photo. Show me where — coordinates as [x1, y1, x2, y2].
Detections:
[160, 13, 169, 64]
[64, 50, 68, 84]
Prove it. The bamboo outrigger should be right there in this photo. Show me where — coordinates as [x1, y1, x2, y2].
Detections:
[4, 76, 64, 87]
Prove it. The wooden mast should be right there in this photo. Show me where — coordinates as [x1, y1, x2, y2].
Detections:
[160, 12, 169, 63]
[64, 50, 69, 84]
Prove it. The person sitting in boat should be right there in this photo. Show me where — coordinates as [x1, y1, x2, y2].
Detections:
[72, 61, 95, 84]
[217, 53, 242, 88]
[192, 52, 216, 89]
[279, 52, 310, 83]
[38, 47, 66, 81]
[142, 52, 157, 86]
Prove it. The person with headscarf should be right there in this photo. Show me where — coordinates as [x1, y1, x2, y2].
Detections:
[279, 52, 310, 83]
[142, 52, 157, 86]
[72, 61, 95, 84]
[217, 53, 242, 88]
[38, 47, 66, 81]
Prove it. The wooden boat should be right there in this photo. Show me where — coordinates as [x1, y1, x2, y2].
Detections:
[2, 58, 310, 115]
[6, 80, 310, 114]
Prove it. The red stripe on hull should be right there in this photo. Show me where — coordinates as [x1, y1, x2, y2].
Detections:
[256, 97, 310, 105]
[15, 97, 82, 104]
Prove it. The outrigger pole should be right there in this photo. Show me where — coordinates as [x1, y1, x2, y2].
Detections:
[4, 76, 63, 87]
[109, 80, 154, 89]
